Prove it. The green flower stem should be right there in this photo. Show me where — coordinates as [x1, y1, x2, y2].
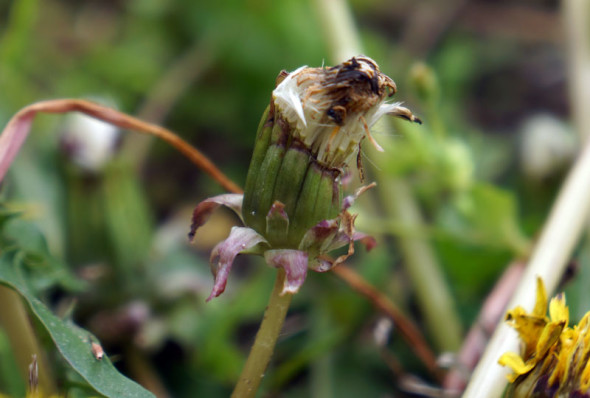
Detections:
[377, 179, 462, 351]
[313, 0, 462, 351]
[232, 269, 293, 398]
[0, 286, 56, 395]
[310, 301, 334, 398]
[312, 0, 362, 67]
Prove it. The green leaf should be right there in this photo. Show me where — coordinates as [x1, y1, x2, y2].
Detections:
[434, 183, 531, 305]
[2, 217, 85, 293]
[0, 251, 155, 398]
[438, 183, 531, 255]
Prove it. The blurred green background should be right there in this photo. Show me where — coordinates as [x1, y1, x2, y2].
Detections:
[1, 0, 588, 397]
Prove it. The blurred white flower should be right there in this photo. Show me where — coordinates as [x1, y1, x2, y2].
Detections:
[520, 114, 577, 180]
[61, 110, 119, 172]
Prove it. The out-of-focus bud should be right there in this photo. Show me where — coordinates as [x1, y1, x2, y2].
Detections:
[442, 139, 473, 192]
[409, 62, 440, 103]
[520, 114, 577, 180]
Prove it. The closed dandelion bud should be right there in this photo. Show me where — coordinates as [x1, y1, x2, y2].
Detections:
[189, 56, 420, 300]
[243, 56, 411, 247]
[409, 62, 439, 103]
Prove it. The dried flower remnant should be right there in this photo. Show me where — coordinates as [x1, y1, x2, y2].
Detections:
[272, 56, 420, 169]
[498, 278, 590, 397]
[189, 56, 420, 301]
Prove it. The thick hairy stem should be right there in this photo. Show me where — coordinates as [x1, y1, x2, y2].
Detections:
[232, 269, 293, 398]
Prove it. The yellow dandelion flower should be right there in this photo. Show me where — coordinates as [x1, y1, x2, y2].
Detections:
[498, 277, 590, 397]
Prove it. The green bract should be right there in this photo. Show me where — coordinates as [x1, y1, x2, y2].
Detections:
[242, 106, 342, 248]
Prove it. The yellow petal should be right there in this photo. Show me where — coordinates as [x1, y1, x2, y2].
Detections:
[536, 321, 565, 358]
[499, 352, 535, 381]
[578, 312, 590, 331]
[533, 277, 548, 318]
[548, 328, 574, 387]
[506, 307, 546, 356]
[580, 358, 590, 392]
[549, 294, 569, 325]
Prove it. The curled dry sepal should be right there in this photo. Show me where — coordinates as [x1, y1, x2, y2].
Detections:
[189, 56, 420, 301]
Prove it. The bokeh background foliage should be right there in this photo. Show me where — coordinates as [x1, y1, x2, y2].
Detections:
[1, 0, 588, 397]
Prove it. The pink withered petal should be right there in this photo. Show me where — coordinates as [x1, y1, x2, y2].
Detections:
[305, 211, 377, 272]
[189, 194, 244, 242]
[352, 233, 377, 252]
[298, 219, 340, 253]
[265, 201, 289, 236]
[298, 181, 376, 260]
[308, 233, 375, 272]
[264, 249, 309, 294]
[321, 212, 355, 252]
[324, 212, 357, 268]
[0, 111, 34, 182]
[207, 226, 268, 301]
[324, 231, 377, 254]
